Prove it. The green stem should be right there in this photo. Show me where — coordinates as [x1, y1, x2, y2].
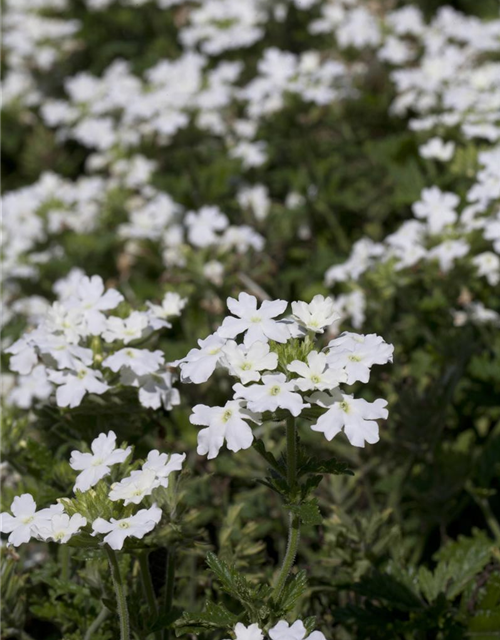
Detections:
[60, 545, 70, 582]
[138, 553, 162, 640]
[162, 549, 176, 640]
[272, 417, 300, 600]
[104, 546, 130, 640]
[84, 607, 109, 640]
[286, 416, 297, 490]
[272, 512, 301, 600]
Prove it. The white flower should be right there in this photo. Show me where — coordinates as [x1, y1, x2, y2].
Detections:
[427, 239, 470, 272]
[291, 295, 340, 333]
[288, 351, 347, 391]
[48, 366, 110, 408]
[65, 275, 124, 334]
[269, 620, 326, 640]
[35, 513, 87, 544]
[326, 333, 394, 384]
[147, 292, 187, 329]
[0, 494, 64, 547]
[6, 338, 38, 375]
[190, 400, 260, 459]
[92, 504, 162, 550]
[108, 469, 159, 505]
[8, 365, 53, 409]
[70, 431, 132, 492]
[120, 369, 180, 410]
[412, 187, 459, 235]
[221, 340, 278, 383]
[218, 293, 289, 347]
[473, 252, 500, 285]
[44, 303, 86, 343]
[226, 623, 264, 640]
[237, 185, 271, 221]
[103, 348, 164, 376]
[109, 450, 185, 504]
[35, 334, 93, 370]
[178, 333, 227, 384]
[309, 392, 388, 447]
[419, 138, 455, 162]
[234, 373, 309, 417]
[185, 206, 229, 248]
[102, 312, 150, 343]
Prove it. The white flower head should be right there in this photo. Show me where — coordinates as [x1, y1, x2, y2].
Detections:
[326, 333, 394, 384]
[288, 351, 347, 391]
[48, 366, 110, 408]
[36, 513, 87, 544]
[70, 431, 132, 492]
[0, 494, 64, 547]
[226, 622, 264, 640]
[309, 392, 388, 447]
[178, 332, 227, 384]
[190, 400, 260, 459]
[102, 348, 164, 376]
[234, 373, 309, 417]
[291, 295, 340, 333]
[92, 504, 162, 550]
[218, 293, 289, 347]
[221, 340, 278, 383]
[102, 312, 150, 344]
[269, 620, 326, 640]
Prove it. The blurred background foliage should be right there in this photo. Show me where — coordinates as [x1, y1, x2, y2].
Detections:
[2, 0, 500, 638]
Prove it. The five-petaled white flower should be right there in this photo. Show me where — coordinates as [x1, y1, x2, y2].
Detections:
[222, 340, 278, 383]
[218, 293, 290, 347]
[92, 504, 162, 550]
[178, 333, 227, 384]
[309, 391, 388, 447]
[102, 348, 164, 376]
[48, 366, 110, 408]
[326, 333, 394, 384]
[66, 275, 124, 334]
[0, 494, 64, 547]
[190, 400, 260, 459]
[291, 295, 340, 333]
[288, 351, 347, 391]
[102, 312, 150, 344]
[36, 513, 87, 543]
[269, 619, 326, 640]
[224, 623, 264, 640]
[70, 431, 132, 492]
[147, 292, 187, 329]
[234, 373, 309, 417]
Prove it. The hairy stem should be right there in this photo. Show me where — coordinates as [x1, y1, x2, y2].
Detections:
[138, 553, 162, 640]
[272, 417, 301, 600]
[104, 546, 130, 640]
[162, 549, 176, 640]
[272, 512, 301, 600]
[84, 606, 109, 640]
[60, 545, 71, 582]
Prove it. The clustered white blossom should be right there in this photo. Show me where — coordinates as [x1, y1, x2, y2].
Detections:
[0, 431, 185, 550]
[178, 293, 392, 458]
[4, 272, 184, 410]
[322, 4, 500, 328]
[225, 620, 327, 640]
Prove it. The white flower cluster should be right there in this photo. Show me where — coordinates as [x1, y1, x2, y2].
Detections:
[322, 3, 500, 328]
[5, 273, 184, 410]
[178, 293, 392, 458]
[0, 431, 185, 550]
[224, 620, 326, 640]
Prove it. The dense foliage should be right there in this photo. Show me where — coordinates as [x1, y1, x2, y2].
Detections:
[2, 1, 500, 639]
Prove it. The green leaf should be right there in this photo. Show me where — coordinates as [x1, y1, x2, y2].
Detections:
[289, 500, 323, 526]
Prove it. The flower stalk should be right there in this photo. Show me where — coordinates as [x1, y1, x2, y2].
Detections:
[105, 545, 130, 640]
[138, 552, 162, 640]
[272, 416, 301, 600]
